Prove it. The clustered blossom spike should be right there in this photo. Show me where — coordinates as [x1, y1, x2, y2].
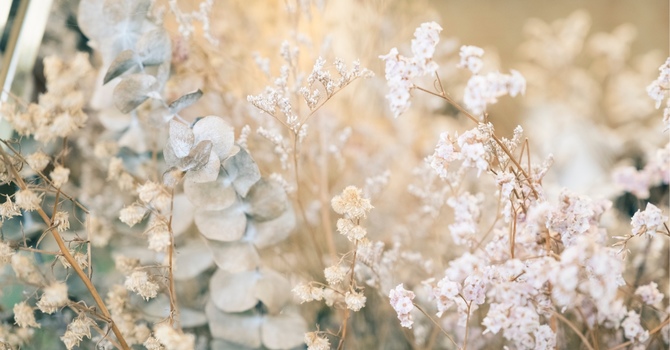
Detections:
[429, 124, 493, 178]
[630, 203, 667, 238]
[646, 57, 670, 128]
[389, 284, 415, 328]
[379, 22, 443, 117]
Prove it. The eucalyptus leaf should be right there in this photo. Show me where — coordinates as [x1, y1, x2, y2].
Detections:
[103, 0, 150, 29]
[205, 239, 260, 273]
[184, 175, 237, 211]
[261, 311, 307, 350]
[245, 179, 289, 221]
[210, 339, 258, 350]
[184, 149, 220, 183]
[209, 269, 260, 312]
[103, 49, 139, 84]
[180, 140, 213, 172]
[136, 28, 172, 66]
[205, 302, 262, 348]
[113, 73, 157, 113]
[167, 119, 194, 159]
[171, 193, 195, 236]
[169, 89, 204, 114]
[192, 116, 235, 160]
[251, 206, 296, 250]
[194, 204, 247, 242]
[173, 239, 214, 280]
[223, 147, 261, 197]
[253, 268, 291, 314]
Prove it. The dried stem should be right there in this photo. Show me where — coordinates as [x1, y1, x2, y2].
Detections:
[413, 303, 460, 349]
[166, 188, 180, 327]
[337, 240, 359, 350]
[552, 310, 595, 350]
[0, 145, 130, 349]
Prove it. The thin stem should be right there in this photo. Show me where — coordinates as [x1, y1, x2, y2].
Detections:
[462, 301, 472, 350]
[166, 188, 180, 328]
[552, 310, 595, 350]
[413, 303, 460, 349]
[607, 317, 670, 350]
[337, 240, 359, 350]
[0, 145, 130, 350]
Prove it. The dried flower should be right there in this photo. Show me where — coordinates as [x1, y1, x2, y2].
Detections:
[11, 254, 44, 285]
[331, 186, 373, 219]
[153, 323, 195, 350]
[324, 265, 346, 285]
[635, 282, 663, 306]
[389, 284, 415, 328]
[50, 165, 70, 188]
[119, 204, 148, 227]
[304, 332, 330, 350]
[344, 290, 366, 311]
[53, 211, 70, 232]
[14, 190, 42, 211]
[37, 282, 69, 314]
[125, 271, 159, 300]
[631, 203, 667, 238]
[25, 151, 50, 172]
[13, 302, 39, 328]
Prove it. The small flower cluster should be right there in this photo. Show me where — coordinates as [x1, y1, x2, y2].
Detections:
[379, 22, 443, 117]
[429, 123, 493, 178]
[458, 45, 526, 117]
[646, 57, 670, 127]
[389, 284, 416, 328]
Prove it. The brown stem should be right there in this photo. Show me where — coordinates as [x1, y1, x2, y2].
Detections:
[167, 188, 180, 327]
[413, 303, 460, 349]
[337, 240, 359, 350]
[0, 146, 130, 349]
[552, 310, 595, 350]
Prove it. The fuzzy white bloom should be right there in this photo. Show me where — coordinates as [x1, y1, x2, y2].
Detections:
[344, 290, 366, 311]
[631, 203, 667, 238]
[14, 190, 42, 211]
[58, 251, 88, 270]
[647, 57, 670, 109]
[13, 302, 39, 328]
[612, 166, 651, 199]
[60, 315, 94, 350]
[389, 284, 415, 328]
[292, 283, 324, 303]
[144, 336, 164, 350]
[304, 332, 330, 350]
[380, 22, 442, 117]
[125, 271, 159, 300]
[622, 311, 649, 342]
[458, 45, 485, 73]
[11, 254, 44, 285]
[50, 166, 70, 188]
[447, 192, 483, 246]
[462, 274, 486, 305]
[331, 186, 373, 219]
[37, 282, 69, 314]
[0, 195, 20, 220]
[0, 240, 14, 265]
[153, 323, 195, 350]
[433, 276, 461, 317]
[119, 204, 148, 227]
[324, 265, 347, 285]
[635, 282, 664, 306]
[25, 151, 50, 172]
[53, 211, 70, 232]
[463, 70, 526, 117]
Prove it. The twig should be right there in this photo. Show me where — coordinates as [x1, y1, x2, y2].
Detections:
[413, 303, 460, 349]
[0, 145, 130, 350]
[552, 310, 595, 350]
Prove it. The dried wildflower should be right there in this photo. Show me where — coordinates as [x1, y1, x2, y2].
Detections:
[87, 215, 113, 247]
[331, 186, 373, 219]
[53, 211, 70, 232]
[25, 151, 50, 172]
[144, 336, 164, 350]
[389, 284, 415, 328]
[60, 314, 94, 350]
[635, 282, 663, 306]
[379, 22, 442, 117]
[631, 203, 667, 238]
[647, 57, 670, 109]
[292, 283, 324, 303]
[11, 254, 44, 285]
[0, 196, 20, 220]
[119, 204, 148, 227]
[153, 323, 195, 350]
[622, 311, 649, 343]
[458, 45, 485, 73]
[14, 190, 42, 211]
[324, 265, 346, 285]
[138, 182, 169, 208]
[147, 222, 171, 252]
[106, 285, 129, 315]
[50, 166, 70, 188]
[344, 290, 366, 311]
[13, 302, 39, 328]
[125, 271, 159, 300]
[0, 241, 14, 265]
[37, 282, 69, 314]
[433, 276, 461, 317]
[58, 251, 88, 270]
[304, 332, 330, 350]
